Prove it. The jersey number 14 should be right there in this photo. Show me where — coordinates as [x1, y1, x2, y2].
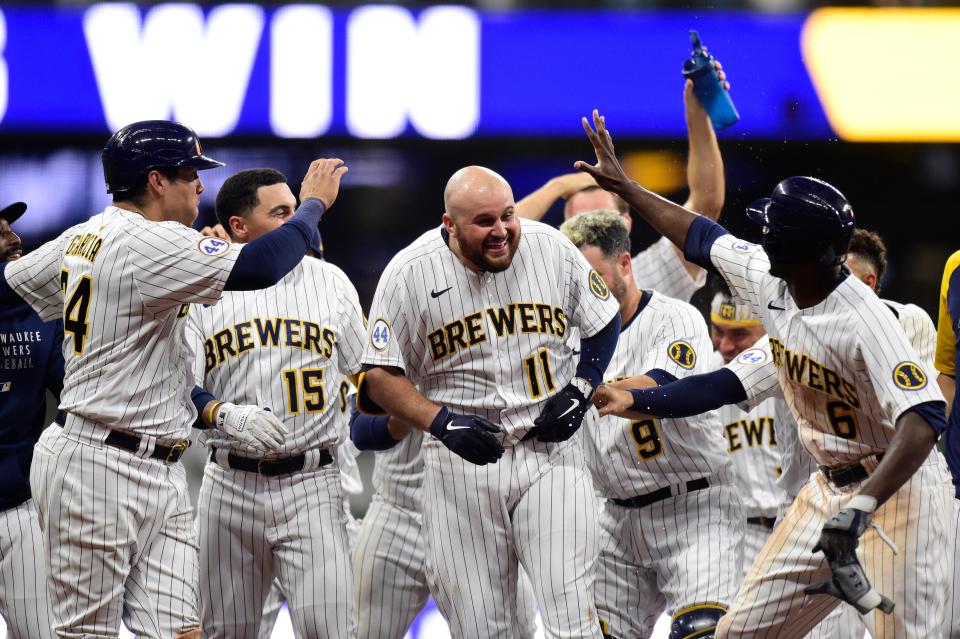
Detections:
[60, 269, 92, 355]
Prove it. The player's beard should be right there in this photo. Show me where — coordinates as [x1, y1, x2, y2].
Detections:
[607, 270, 627, 303]
[462, 227, 520, 273]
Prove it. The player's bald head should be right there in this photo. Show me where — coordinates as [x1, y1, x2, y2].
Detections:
[444, 166, 513, 220]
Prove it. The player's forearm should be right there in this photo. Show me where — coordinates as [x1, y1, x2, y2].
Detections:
[363, 366, 441, 431]
[225, 198, 325, 291]
[611, 180, 699, 252]
[629, 367, 747, 418]
[859, 410, 940, 505]
[683, 104, 724, 220]
[937, 373, 956, 415]
[515, 180, 563, 221]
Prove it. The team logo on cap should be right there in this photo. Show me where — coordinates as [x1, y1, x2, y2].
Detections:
[197, 237, 229, 257]
[668, 340, 697, 369]
[589, 270, 610, 301]
[718, 302, 737, 321]
[736, 348, 768, 366]
[893, 361, 927, 390]
[371, 318, 391, 351]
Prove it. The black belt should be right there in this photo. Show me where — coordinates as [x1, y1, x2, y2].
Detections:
[747, 516, 777, 530]
[611, 477, 710, 509]
[210, 447, 332, 477]
[820, 454, 883, 488]
[104, 430, 190, 464]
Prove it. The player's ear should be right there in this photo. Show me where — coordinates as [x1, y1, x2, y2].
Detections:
[442, 212, 456, 236]
[618, 251, 631, 276]
[228, 215, 246, 241]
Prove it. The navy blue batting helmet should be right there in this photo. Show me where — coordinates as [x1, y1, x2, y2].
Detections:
[101, 120, 224, 194]
[746, 176, 855, 267]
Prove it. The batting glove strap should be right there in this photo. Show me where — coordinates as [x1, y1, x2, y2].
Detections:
[805, 551, 895, 615]
[534, 382, 590, 442]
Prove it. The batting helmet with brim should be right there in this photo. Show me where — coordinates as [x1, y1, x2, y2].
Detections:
[101, 120, 224, 194]
[746, 176, 854, 267]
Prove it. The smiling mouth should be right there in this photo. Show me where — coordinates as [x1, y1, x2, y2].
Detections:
[484, 238, 509, 254]
[8, 249, 21, 260]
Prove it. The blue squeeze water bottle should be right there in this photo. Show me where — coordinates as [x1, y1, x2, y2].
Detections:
[682, 30, 739, 131]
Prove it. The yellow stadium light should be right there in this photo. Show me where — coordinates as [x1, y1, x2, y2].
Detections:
[802, 8, 960, 142]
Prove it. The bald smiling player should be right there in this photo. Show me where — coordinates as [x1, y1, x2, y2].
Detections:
[358, 166, 620, 638]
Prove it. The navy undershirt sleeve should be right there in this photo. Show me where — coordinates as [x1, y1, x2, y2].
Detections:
[576, 314, 621, 389]
[350, 401, 401, 451]
[906, 400, 948, 436]
[682, 216, 729, 274]
[644, 368, 677, 387]
[225, 198, 326, 291]
[191, 385, 216, 430]
[629, 367, 747, 418]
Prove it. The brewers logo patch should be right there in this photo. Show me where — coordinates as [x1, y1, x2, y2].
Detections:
[589, 270, 610, 301]
[370, 318, 391, 351]
[668, 340, 696, 369]
[892, 361, 927, 390]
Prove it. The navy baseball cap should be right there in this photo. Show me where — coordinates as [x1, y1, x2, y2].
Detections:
[0, 202, 26, 224]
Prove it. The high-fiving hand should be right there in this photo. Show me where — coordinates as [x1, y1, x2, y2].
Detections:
[574, 110, 631, 195]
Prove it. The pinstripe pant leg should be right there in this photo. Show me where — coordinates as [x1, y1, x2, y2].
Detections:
[593, 500, 662, 638]
[512, 441, 602, 639]
[198, 463, 274, 639]
[259, 581, 286, 639]
[944, 497, 960, 639]
[421, 442, 516, 639]
[122, 462, 200, 637]
[353, 498, 430, 639]
[863, 462, 952, 639]
[0, 499, 54, 639]
[31, 431, 136, 638]
[272, 467, 355, 639]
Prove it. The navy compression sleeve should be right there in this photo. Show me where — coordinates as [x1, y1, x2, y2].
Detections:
[350, 399, 401, 451]
[225, 198, 325, 291]
[906, 400, 948, 436]
[682, 216, 728, 274]
[191, 386, 216, 430]
[576, 314, 621, 389]
[629, 367, 747, 418]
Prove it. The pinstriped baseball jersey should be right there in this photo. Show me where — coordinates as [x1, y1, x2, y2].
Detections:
[362, 219, 619, 442]
[724, 337, 813, 501]
[187, 257, 366, 455]
[631, 236, 706, 303]
[710, 234, 945, 468]
[5, 206, 240, 438]
[717, 402, 786, 519]
[585, 291, 729, 497]
[881, 298, 936, 371]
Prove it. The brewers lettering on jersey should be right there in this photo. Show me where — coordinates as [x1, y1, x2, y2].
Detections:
[577, 111, 953, 639]
[186, 168, 364, 637]
[359, 166, 620, 638]
[560, 210, 743, 639]
[0, 121, 343, 637]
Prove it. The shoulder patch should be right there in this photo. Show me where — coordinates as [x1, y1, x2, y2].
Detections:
[370, 318, 391, 351]
[735, 347, 768, 366]
[589, 270, 610, 301]
[731, 240, 756, 253]
[197, 236, 230, 257]
[892, 361, 927, 390]
[668, 340, 697, 369]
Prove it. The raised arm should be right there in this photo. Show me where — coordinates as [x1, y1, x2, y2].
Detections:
[576, 110, 701, 253]
[682, 68, 726, 220]
[516, 173, 597, 221]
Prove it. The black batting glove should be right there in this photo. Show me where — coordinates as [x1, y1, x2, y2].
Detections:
[805, 495, 895, 615]
[535, 378, 592, 442]
[429, 406, 504, 465]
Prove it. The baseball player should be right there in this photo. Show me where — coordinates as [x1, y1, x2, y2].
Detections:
[935, 249, 960, 638]
[559, 210, 744, 639]
[578, 110, 953, 638]
[357, 166, 620, 638]
[186, 168, 365, 637]
[0, 120, 345, 637]
[0, 201, 58, 638]
[516, 64, 728, 304]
